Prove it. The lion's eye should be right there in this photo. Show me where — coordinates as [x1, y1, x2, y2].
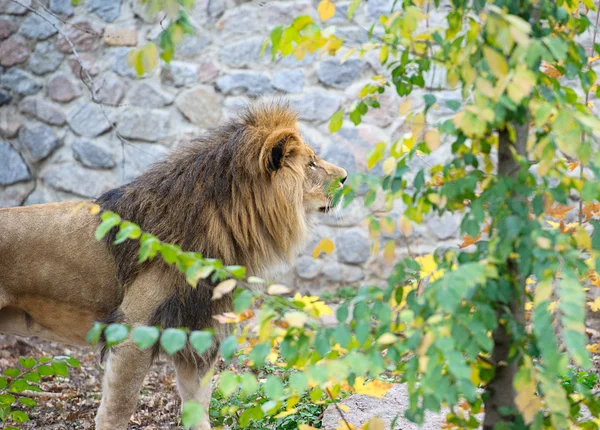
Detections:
[308, 160, 317, 168]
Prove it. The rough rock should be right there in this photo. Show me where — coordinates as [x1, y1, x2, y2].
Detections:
[73, 140, 115, 169]
[295, 256, 321, 280]
[0, 0, 32, 14]
[322, 384, 468, 430]
[86, 0, 122, 23]
[290, 92, 342, 122]
[69, 52, 101, 77]
[160, 61, 199, 87]
[0, 182, 35, 208]
[218, 37, 267, 68]
[0, 141, 30, 185]
[298, 124, 329, 155]
[122, 143, 170, 182]
[19, 97, 66, 125]
[0, 36, 29, 67]
[426, 212, 461, 240]
[41, 163, 119, 197]
[216, 72, 272, 97]
[47, 72, 81, 103]
[0, 89, 10, 106]
[56, 20, 102, 53]
[197, 59, 219, 83]
[29, 41, 65, 75]
[67, 102, 113, 137]
[0, 69, 41, 95]
[0, 106, 23, 138]
[366, 0, 397, 19]
[0, 17, 17, 39]
[19, 13, 59, 40]
[50, 0, 74, 16]
[103, 26, 138, 46]
[176, 32, 211, 58]
[272, 70, 304, 94]
[322, 262, 365, 283]
[317, 59, 364, 89]
[175, 85, 222, 128]
[130, 82, 174, 108]
[109, 47, 138, 78]
[95, 73, 126, 105]
[117, 109, 170, 142]
[335, 229, 370, 264]
[18, 123, 61, 162]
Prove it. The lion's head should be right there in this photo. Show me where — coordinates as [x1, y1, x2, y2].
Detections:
[97, 101, 347, 281]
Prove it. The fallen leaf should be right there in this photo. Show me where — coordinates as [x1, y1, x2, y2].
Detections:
[317, 0, 335, 21]
[212, 279, 237, 300]
[313, 238, 335, 259]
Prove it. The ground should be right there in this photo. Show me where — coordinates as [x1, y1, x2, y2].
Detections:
[0, 334, 183, 429]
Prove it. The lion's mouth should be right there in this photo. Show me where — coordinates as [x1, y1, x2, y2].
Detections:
[318, 206, 330, 213]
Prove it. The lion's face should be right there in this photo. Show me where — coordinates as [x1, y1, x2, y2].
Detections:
[302, 154, 347, 214]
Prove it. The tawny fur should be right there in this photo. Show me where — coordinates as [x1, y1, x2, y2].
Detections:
[0, 102, 346, 430]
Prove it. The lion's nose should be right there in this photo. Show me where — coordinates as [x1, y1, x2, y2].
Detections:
[340, 175, 347, 184]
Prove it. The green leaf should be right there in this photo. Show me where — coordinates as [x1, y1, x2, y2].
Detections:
[329, 110, 344, 133]
[558, 273, 591, 369]
[367, 142, 386, 170]
[18, 397, 36, 407]
[427, 263, 486, 312]
[52, 361, 69, 378]
[37, 365, 54, 377]
[240, 372, 258, 396]
[10, 410, 29, 422]
[220, 335, 238, 361]
[3, 368, 19, 378]
[23, 372, 40, 383]
[18, 358, 36, 370]
[233, 289, 253, 313]
[104, 323, 129, 346]
[445, 100, 461, 112]
[9, 379, 31, 393]
[66, 357, 80, 368]
[95, 212, 121, 240]
[0, 377, 6, 389]
[133, 326, 160, 350]
[189, 331, 213, 356]
[160, 328, 188, 356]
[264, 375, 284, 400]
[226, 265, 246, 279]
[289, 372, 308, 394]
[181, 400, 204, 429]
[218, 370, 238, 397]
[86, 322, 105, 345]
[0, 394, 15, 405]
[347, 0, 360, 19]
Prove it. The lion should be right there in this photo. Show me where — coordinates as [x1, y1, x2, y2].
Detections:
[0, 102, 347, 430]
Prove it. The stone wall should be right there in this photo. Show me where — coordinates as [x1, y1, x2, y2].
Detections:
[1, 0, 464, 293]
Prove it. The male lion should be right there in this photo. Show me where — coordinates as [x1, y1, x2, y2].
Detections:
[0, 102, 347, 429]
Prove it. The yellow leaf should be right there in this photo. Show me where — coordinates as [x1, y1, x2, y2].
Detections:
[382, 157, 396, 175]
[313, 238, 335, 258]
[424, 129, 440, 151]
[353, 378, 393, 398]
[399, 98, 412, 115]
[338, 404, 349, 413]
[212, 279, 237, 300]
[284, 311, 308, 328]
[274, 408, 297, 418]
[379, 44, 389, 64]
[376, 333, 397, 345]
[71, 201, 86, 215]
[483, 46, 508, 78]
[299, 426, 320, 430]
[514, 367, 542, 424]
[362, 417, 385, 430]
[587, 343, 600, 353]
[140, 42, 159, 73]
[411, 112, 425, 136]
[383, 240, 395, 265]
[536, 236, 551, 250]
[340, 48, 357, 64]
[317, 0, 335, 21]
[574, 226, 592, 250]
[398, 216, 413, 236]
[88, 203, 101, 215]
[588, 297, 600, 312]
[268, 284, 291, 295]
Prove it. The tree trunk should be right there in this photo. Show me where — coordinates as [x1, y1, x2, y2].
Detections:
[482, 124, 528, 429]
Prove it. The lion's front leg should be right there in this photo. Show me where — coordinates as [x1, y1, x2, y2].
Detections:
[173, 356, 215, 430]
[95, 342, 153, 430]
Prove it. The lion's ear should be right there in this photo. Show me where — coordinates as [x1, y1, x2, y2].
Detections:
[268, 139, 286, 171]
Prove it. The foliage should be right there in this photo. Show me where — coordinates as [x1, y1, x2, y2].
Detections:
[0, 356, 80, 429]
[81, 0, 600, 428]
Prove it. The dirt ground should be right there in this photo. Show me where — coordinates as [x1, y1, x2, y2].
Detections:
[0, 334, 185, 429]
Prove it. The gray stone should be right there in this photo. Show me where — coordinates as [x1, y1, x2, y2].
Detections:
[176, 32, 211, 59]
[318, 59, 364, 89]
[23, 187, 56, 206]
[19, 13, 59, 40]
[278, 53, 316, 68]
[426, 212, 461, 240]
[218, 37, 267, 68]
[122, 143, 170, 182]
[29, 41, 65, 75]
[18, 123, 61, 162]
[298, 124, 329, 154]
[0, 106, 23, 138]
[0, 89, 10, 106]
[0, 35, 29, 67]
[67, 102, 113, 137]
[1, 68, 41, 96]
[222, 96, 250, 120]
[175, 85, 222, 128]
[160, 61, 199, 87]
[47, 72, 81, 103]
[117, 109, 170, 142]
[322, 384, 474, 430]
[295, 256, 321, 280]
[0, 0, 32, 14]
[56, 21, 102, 53]
[42, 163, 119, 197]
[130, 82, 174, 108]
[366, 0, 397, 19]
[96, 73, 126, 105]
[73, 140, 115, 169]
[272, 70, 304, 94]
[322, 262, 365, 283]
[290, 92, 342, 122]
[197, 59, 219, 83]
[335, 229, 370, 264]
[19, 97, 66, 125]
[216, 72, 272, 97]
[110, 47, 138, 78]
[0, 141, 30, 185]
[0, 17, 17, 39]
[87, 0, 122, 22]
[50, 0, 74, 16]
[68, 52, 100, 77]
[0, 182, 35, 208]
